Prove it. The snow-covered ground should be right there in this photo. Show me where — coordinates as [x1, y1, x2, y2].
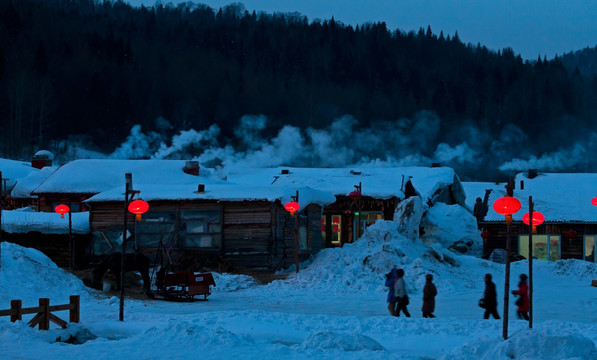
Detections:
[1, 204, 596, 360]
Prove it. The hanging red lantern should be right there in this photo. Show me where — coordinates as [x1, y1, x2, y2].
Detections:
[349, 190, 362, 200]
[481, 229, 491, 240]
[492, 196, 521, 225]
[128, 199, 149, 221]
[523, 211, 544, 233]
[284, 201, 300, 216]
[54, 204, 70, 219]
[592, 196, 597, 206]
[565, 229, 577, 240]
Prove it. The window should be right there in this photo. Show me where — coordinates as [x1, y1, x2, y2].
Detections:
[354, 211, 382, 241]
[518, 235, 560, 261]
[135, 210, 177, 248]
[584, 235, 596, 263]
[322, 215, 343, 246]
[179, 210, 222, 249]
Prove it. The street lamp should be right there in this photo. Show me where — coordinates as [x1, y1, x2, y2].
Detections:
[284, 190, 300, 273]
[492, 192, 521, 340]
[522, 198, 544, 329]
[55, 203, 74, 272]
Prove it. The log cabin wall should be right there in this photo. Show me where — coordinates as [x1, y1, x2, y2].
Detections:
[36, 194, 93, 213]
[479, 221, 597, 261]
[322, 196, 398, 246]
[88, 200, 323, 272]
[2, 232, 91, 269]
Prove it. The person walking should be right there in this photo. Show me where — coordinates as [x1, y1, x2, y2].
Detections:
[393, 268, 411, 317]
[482, 273, 500, 319]
[384, 267, 398, 316]
[422, 274, 437, 318]
[512, 274, 530, 320]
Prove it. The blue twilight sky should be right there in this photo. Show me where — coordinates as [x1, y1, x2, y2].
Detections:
[127, 0, 597, 60]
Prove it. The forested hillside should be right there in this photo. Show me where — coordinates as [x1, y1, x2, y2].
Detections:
[1, 0, 597, 170]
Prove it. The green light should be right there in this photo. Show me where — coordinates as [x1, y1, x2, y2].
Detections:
[354, 211, 360, 216]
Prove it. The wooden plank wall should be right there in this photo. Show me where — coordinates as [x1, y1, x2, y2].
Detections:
[2, 233, 91, 269]
[480, 222, 597, 261]
[89, 200, 323, 271]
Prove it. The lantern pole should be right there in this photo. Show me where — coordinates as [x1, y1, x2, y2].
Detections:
[292, 190, 299, 273]
[528, 196, 533, 329]
[68, 201, 74, 272]
[502, 178, 514, 340]
[0, 171, 3, 271]
[120, 173, 140, 321]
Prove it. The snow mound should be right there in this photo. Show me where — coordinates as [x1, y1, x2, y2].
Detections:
[211, 272, 259, 292]
[263, 219, 465, 296]
[301, 332, 385, 352]
[421, 203, 481, 255]
[143, 320, 255, 346]
[0, 242, 93, 305]
[441, 329, 597, 360]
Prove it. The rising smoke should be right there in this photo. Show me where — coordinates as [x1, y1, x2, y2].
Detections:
[99, 112, 597, 181]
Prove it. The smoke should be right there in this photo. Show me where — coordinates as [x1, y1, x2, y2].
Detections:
[100, 112, 597, 181]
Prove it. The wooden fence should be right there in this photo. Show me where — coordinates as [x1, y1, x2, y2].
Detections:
[0, 295, 80, 330]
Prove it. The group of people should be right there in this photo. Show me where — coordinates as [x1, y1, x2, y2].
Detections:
[385, 267, 437, 318]
[385, 267, 530, 320]
[482, 273, 530, 320]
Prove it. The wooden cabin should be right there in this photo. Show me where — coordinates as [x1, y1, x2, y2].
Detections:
[470, 171, 597, 263]
[227, 166, 466, 248]
[86, 183, 330, 272]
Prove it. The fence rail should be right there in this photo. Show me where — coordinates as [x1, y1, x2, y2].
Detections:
[0, 295, 79, 330]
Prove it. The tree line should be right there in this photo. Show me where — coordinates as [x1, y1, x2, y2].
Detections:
[1, 0, 596, 159]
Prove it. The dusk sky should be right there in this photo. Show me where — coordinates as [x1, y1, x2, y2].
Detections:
[128, 0, 597, 60]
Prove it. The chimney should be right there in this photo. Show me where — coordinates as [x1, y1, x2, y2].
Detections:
[431, 162, 441, 168]
[32, 150, 54, 169]
[281, 169, 289, 175]
[197, 184, 205, 193]
[528, 169, 538, 179]
[520, 180, 524, 190]
[183, 161, 200, 176]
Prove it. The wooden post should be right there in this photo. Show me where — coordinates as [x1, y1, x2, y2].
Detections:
[68, 201, 74, 272]
[528, 197, 533, 328]
[503, 221, 512, 340]
[69, 295, 80, 323]
[0, 170, 3, 270]
[120, 173, 132, 322]
[10, 299, 22, 322]
[293, 190, 299, 273]
[39, 298, 50, 330]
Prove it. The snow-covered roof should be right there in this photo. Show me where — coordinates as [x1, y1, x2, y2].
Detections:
[32, 159, 219, 195]
[87, 183, 337, 208]
[1, 208, 90, 234]
[0, 158, 39, 189]
[11, 167, 56, 199]
[226, 166, 458, 202]
[482, 172, 597, 222]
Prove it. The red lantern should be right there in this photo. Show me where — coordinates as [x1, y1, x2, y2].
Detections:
[481, 229, 491, 240]
[522, 212, 544, 226]
[592, 196, 597, 206]
[284, 201, 300, 216]
[523, 211, 544, 233]
[349, 190, 362, 200]
[54, 204, 70, 219]
[565, 229, 577, 240]
[492, 196, 521, 225]
[128, 199, 149, 221]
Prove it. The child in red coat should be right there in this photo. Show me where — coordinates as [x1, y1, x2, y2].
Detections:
[512, 274, 529, 320]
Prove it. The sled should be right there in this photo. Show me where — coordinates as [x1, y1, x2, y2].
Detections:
[151, 271, 216, 302]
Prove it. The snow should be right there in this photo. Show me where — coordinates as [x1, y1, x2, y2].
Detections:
[1, 208, 90, 234]
[480, 173, 597, 222]
[1, 202, 597, 359]
[0, 158, 39, 189]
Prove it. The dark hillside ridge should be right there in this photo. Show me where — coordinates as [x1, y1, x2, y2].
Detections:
[1, 0, 596, 166]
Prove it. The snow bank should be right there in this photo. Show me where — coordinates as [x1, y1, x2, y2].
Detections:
[442, 329, 597, 360]
[0, 242, 93, 305]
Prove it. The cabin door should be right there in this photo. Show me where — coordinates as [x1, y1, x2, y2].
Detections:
[321, 214, 344, 247]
